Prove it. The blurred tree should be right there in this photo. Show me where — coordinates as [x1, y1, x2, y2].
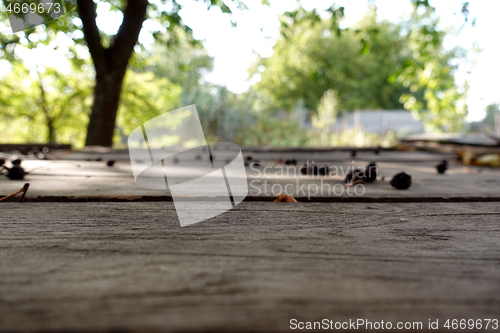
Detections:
[394, 0, 468, 132]
[0, 60, 181, 147]
[234, 111, 309, 147]
[141, 28, 257, 142]
[143, 27, 213, 92]
[311, 89, 338, 146]
[115, 71, 182, 146]
[0, 0, 247, 146]
[483, 103, 500, 132]
[252, 3, 468, 132]
[0, 62, 92, 145]
[251, 6, 413, 114]
[141, 27, 219, 138]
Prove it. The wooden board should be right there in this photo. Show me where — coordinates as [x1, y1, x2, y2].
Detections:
[1, 202, 499, 332]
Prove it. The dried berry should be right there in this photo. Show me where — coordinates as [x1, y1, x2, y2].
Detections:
[6, 166, 25, 180]
[12, 158, 22, 166]
[106, 160, 116, 167]
[317, 165, 329, 176]
[390, 172, 412, 190]
[0, 158, 5, 167]
[346, 162, 378, 185]
[345, 168, 363, 184]
[285, 159, 297, 165]
[436, 160, 448, 174]
[364, 162, 378, 183]
[246, 156, 253, 161]
[251, 161, 261, 167]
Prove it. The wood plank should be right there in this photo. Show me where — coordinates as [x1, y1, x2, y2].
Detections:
[1, 202, 499, 332]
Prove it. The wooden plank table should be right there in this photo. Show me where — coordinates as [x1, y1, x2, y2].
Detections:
[1, 202, 499, 332]
[1, 150, 499, 200]
[1, 149, 499, 332]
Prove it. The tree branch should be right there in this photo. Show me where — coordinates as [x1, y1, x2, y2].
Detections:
[77, 0, 106, 74]
[109, 0, 149, 72]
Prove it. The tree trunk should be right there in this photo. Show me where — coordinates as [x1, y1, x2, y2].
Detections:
[37, 66, 56, 143]
[78, 0, 148, 147]
[46, 117, 56, 144]
[85, 71, 126, 146]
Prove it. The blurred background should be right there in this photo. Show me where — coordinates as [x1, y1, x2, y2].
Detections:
[0, 0, 498, 149]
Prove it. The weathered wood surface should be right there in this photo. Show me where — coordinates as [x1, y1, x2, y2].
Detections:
[1, 202, 499, 332]
[1, 151, 499, 199]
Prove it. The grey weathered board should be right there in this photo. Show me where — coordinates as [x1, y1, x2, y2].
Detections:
[1, 202, 499, 332]
[1, 151, 499, 200]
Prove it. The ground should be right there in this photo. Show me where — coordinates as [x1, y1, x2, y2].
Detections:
[0, 149, 499, 332]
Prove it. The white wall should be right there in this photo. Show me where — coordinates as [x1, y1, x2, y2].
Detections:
[329, 110, 424, 135]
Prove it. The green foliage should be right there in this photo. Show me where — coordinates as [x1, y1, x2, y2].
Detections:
[311, 89, 338, 146]
[0, 61, 92, 145]
[483, 103, 499, 132]
[0, 0, 247, 64]
[252, 7, 414, 113]
[234, 111, 310, 147]
[0, 4, 87, 63]
[252, 4, 468, 133]
[0, 0, 471, 148]
[114, 71, 182, 147]
[0, 59, 181, 148]
[233, 109, 398, 148]
[139, 27, 221, 140]
[1, 0, 248, 147]
[140, 28, 261, 143]
[327, 128, 397, 148]
[395, 1, 468, 132]
[141, 27, 216, 116]
[0, 63, 46, 143]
